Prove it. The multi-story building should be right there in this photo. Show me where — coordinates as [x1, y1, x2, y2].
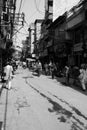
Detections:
[66, 0, 87, 66]
[38, 0, 53, 64]
[47, 0, 87, 67]
[33, 19, 43, 59]
[28, 23, 35, 57]
[0, 0, 16, 75]
[37, 0, 87, 68]
[48, 12, 73, 68]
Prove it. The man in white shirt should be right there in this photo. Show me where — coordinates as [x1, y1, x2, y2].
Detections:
[3, 62, 13, 90]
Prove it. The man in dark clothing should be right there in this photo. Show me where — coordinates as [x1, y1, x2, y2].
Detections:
[51, 63, 57, 79]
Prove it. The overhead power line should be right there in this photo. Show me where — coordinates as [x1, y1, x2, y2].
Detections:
[15, 29, 29, 35]
[13, 26, 23, 36]
[18, 0, 23, 14]
[34, 0, 45, 15]
[24, 20, 29, 27]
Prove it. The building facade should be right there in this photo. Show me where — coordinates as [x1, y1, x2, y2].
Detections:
[38, 0, 53, 65]
[66, 0, 87, 66]
[0, 0, 17, 75]
[35, 0, 87, 68]
[49, 13, 72, 68]
[33, 19, 43, 59]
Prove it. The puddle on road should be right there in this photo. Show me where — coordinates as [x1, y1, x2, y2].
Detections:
[25, 79, 87, 130]
[47, 92, 87, 121]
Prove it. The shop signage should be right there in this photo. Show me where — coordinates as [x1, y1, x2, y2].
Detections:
[55, 44, 66, 53]
[73, 43, 83, 52]
[67, 11, 84, 29]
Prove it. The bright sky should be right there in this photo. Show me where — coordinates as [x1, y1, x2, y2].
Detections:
[14, 0, 45, 47]
[53, 0, 80, 21]
[14, 0, 80, 47]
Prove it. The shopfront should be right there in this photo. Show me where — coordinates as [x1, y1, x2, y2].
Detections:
[73, 43, 83, 66]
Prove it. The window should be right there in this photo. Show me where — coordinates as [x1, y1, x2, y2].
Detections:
[48, 0, 53, 6]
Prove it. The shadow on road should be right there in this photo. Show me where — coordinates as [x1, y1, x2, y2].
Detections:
[47, 75, 87, 95]
[15, 72, 23, 75]
[56, 77, 87, 96]
[22, 76, 34, 79]
[26, 78, 87, 130]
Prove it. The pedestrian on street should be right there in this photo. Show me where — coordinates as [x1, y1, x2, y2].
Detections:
[65, 65, 70, 85]
[48, 61, 52, 75]
[72, 66, 80, 85]
[36, 60, 42, 76]
[51, 62, 57, 79]
[3, 61, 13, 90]
[79, 64, 87, 91]
[44, 63, 49, 75]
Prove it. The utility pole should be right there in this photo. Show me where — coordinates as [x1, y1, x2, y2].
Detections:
[28, 27, 31, 54]
[10, 0, 17, 39]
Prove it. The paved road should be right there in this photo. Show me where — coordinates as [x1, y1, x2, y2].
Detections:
[0, 67, 87, 130]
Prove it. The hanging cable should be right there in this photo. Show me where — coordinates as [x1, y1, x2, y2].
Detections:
[24, 20, 29, 27]
[23, 26, 28, 33]
[13, 26, 23, 36]
[18, 0, 23, 14]
[24, 11, 37, 28]
[15, 29, 29, 35]
[34, 0, 45, 15]
[21, 0, 26, 11]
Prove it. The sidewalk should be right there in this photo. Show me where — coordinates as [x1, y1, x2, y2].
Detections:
[27, 69, 86, 94]
[27, 70, 87, 118]
[0, 67, 87, 130]
[45, 74, 87, 95]
[56, 76, 74, 86]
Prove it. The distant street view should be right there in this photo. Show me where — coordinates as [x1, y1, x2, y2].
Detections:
[0, 0, 87, 130]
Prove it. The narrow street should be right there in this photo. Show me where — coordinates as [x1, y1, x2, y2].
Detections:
[0, 67, 87, 130]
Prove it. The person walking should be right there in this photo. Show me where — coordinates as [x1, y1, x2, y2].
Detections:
[3, 61, 13, 90]
[65, 65, 70, 85]
[48, 61, 52, 75]
[72, 66, 80, 85]
[51, 62, 57, 79]
[79, 64, 86, 91]
[44, 63, 48, 75]
[36, 60, 42, 76]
